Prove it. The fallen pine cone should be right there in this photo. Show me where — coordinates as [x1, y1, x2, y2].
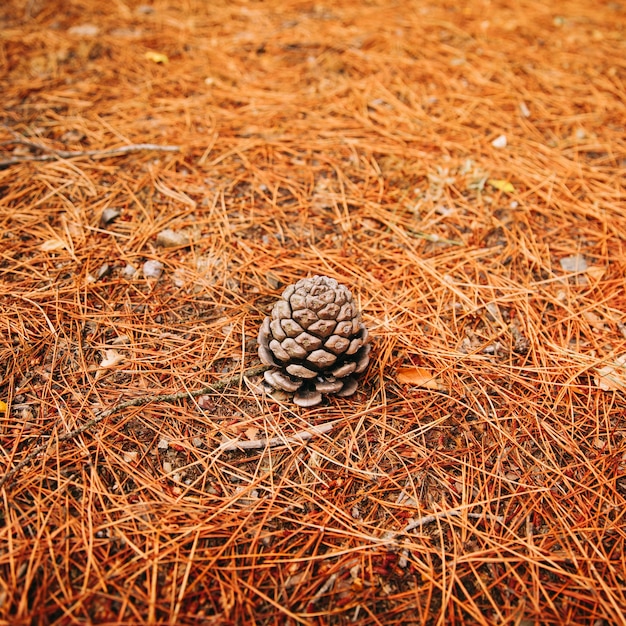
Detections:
[258, 275, 370, 407]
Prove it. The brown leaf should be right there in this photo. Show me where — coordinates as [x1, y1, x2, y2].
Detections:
[244, 427, 260, 441]
[583, 310, 607, 331]
[397, 367, 443, 389]
[585, 265, 606, 281]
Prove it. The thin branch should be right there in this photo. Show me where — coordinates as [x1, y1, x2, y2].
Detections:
[406, 227, 464, 247]
[217, 420, 337, 451]
[309, 573, 337, 606]
[0, 144, 181, 167]
[0, 127, 180, 167]
[0, 364, 268, 489]
[402, 508, 504, 534]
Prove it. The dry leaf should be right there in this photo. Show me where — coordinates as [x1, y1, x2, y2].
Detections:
[582, 311, 607, 331]
[41, 238, 67, 251]
[585, 265, 606, 281]
[245, 427, 260, 441]
[68, 24, 99, 37]
[594, 355, 626, 391]
[123, 450, 138, 463]
[197, 395, 216, 411]
[145, 50, 169, 64]
[488, 179, 515, 194]
[0, 400, 6, 413]
[99, 349, 125, 369]
[397, 367, 443, 389]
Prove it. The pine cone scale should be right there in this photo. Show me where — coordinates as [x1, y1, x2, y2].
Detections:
[318, 303, 340, 319]
[295, 333, 322, 350]
[286, 363, 317, 378]
[325, 335, 350, 353]
[280, 319, 303, 337]
[307, 319, 335, 337]
[269, 319, 287, 340]
[292, 309, 318, 328]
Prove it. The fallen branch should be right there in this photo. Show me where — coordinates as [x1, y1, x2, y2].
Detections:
[218, 420, 337, 452]
[0, 364, 268, 489]
[309, 573, 338, 607]
[406, 226, 464, 247]
[0, 128, 180, 168]
[369, 506, 506, 550]
[402, 508, 504, 534]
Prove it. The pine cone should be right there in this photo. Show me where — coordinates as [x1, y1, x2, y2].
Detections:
[258, 275, 370, 407]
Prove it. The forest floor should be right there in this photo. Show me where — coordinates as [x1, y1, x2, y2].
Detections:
[1, 0, 625, 624]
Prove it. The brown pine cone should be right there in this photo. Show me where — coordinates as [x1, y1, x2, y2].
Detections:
[258, 275, 370, 407]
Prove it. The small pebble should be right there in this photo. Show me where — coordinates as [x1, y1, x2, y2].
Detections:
[101, 207, 121, 225]
[123, 450, 138, 463]
[559, 254, 587, 273]
[156, 228, 189, 247]
[96, 263, 110, 279]
[123, 263, 137, 278]
[172, 268, 187, 288]
[143, 259, 164, 279]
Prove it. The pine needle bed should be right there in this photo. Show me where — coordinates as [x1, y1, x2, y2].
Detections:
[1, 0, 625, 623]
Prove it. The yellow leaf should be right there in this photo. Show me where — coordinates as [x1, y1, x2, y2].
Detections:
[0, 400, 7, 413]
[145, 51, 169, 64]
[488, 179, 515, 194]
[397, 367, 442, 389]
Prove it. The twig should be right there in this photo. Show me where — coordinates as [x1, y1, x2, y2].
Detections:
[402, 507, 504, 534]
[406, 227, 464, 247]
[0, 128, 180, 168]
[309, 573, 337, 606]
[218, 420, 337, 451]
[374, 505, 504, 548]
[0, 364, 268, 489]
[0, 144, 180, 167]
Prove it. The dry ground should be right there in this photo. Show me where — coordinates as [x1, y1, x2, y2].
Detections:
[1, 0, 625, 624]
